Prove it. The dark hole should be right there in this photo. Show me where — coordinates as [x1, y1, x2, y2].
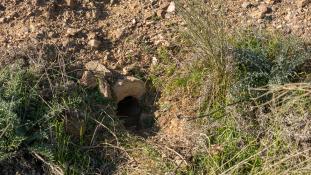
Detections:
[117, 96, 142, 129]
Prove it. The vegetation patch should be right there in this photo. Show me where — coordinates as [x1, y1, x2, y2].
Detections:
[0, 46, 125, 174]
[151, 0, 311, 174]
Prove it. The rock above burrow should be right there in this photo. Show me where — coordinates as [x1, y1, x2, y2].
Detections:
[85, 60, 112, 77]
[113, 76, 146, 102]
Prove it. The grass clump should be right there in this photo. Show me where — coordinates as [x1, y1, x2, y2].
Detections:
[0, 64, 46, 157]
[151, 0, 311, 174]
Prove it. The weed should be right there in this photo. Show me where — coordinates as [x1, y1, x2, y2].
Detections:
[232, 31, 309, 102]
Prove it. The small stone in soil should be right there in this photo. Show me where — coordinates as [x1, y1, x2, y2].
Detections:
[167, 1, 176, 13]
[79, 71, 97, 88]
[98, 78, 112, 99]
[242, 2, 252, 9]
[88, 39, 101, 48]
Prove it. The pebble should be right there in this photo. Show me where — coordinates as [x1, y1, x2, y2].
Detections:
[156, 9, 165, 18]
[66, 0, 75, 7]
[144, 11, 155, 20]
[66, 28, 80, 36]
[114, 28, 125, 40]
[88, 39, 101, 48]
[98, 78, 112, 99]
[0, 17, 6, 23]
[242, 2, 252, 9]
[85, 60, 112, 77]
[167, 1, 176, 13]
[48, 31, 57, 38]
[79, 71, 97, 88]
[29, 24, 36, 32]
[122, 64, 138, 75]
[87, 32, 97, 40]
[152, 57, 158, 65]
[132, 18, 137, 25]
[252, 4, 272, 19]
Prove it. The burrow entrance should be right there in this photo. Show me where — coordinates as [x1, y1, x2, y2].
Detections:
[117, 96, 142, 129]
[116, 96, 155, 130]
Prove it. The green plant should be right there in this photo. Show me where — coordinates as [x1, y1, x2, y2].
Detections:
[176, 0, 233, 114]
[232, 31, 309, 102]
[0, 64, 47, 158]
[169, 0, 311, 174]
[0, 48, 120, 174]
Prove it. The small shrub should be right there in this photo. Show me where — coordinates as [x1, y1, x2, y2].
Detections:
[232, 31, 309, 102]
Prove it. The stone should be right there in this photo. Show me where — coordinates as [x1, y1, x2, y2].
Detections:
[66, 28, 80, 36]
[62, 38, 75, 48]
[132, 18, 137, 25]
[0, 17, 6, 23]
[156, 9, 165, 18]
[297, 0, 311, 8]
[144, 11, 155, 20]
[113, 76, 146, 102]
[167, 1, 176, 13]
[113, 28, 125, 40]
[98, 78, 112, 98]
[252, 4, 272, 19]
[29, 23, 36, 32]
[242, 2, 252, 9]
[85, 60, 112, 77]
[87, 32, 97, 40]
[88, 39, 101, 48]
[48, 31, 57, 38]
[86, 11, 92, 18]
[66, 0, 75, 7]
[79, 71, 97, 88]
[258, 4, 271, 13]
[122, 64, 138, 75]
[152, 57, 158, 65]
